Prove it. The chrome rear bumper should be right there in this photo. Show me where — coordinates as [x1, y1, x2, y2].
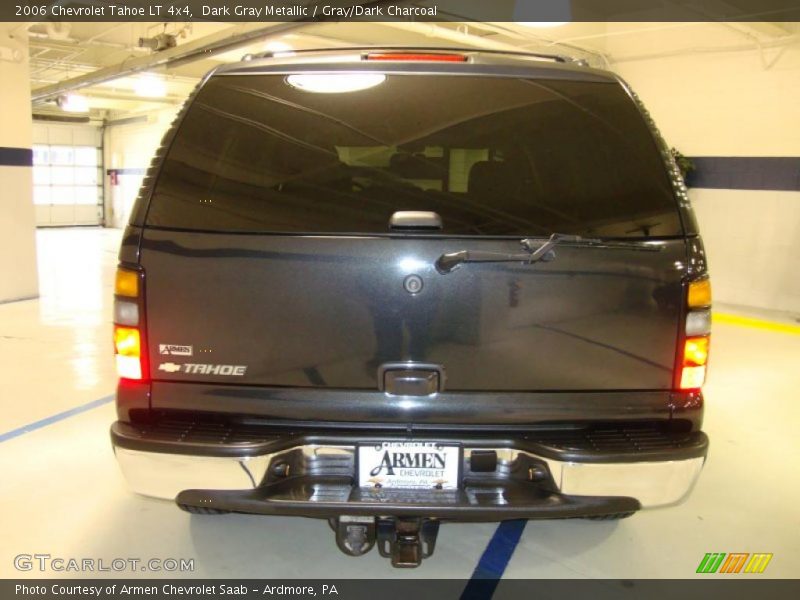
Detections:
[111, 420, 707, 516]
[115, 445, 704, 509]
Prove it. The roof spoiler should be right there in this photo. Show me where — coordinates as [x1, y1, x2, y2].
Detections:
[242, 45, 582, 65]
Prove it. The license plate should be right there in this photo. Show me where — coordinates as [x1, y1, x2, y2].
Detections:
[358, 442, 460, 490]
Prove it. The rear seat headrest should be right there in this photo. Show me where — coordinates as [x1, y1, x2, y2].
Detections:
[389, 153, 442, 180]
[468, 161, 516, 196]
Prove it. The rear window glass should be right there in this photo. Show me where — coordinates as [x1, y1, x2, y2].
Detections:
[145, 73, 681, 237]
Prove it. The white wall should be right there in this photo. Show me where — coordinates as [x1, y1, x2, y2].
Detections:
[691, 189, 800, 312]
[609, 27, 800, 155]
[103, 106, 179, 228]
[0, 27, 38, 303]
[611, 30, 800, 313]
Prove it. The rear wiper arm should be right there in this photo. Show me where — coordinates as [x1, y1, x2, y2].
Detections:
[521, 233, 594, 262]
[435, 233, 594, 274]
[436, 233, 610, 274]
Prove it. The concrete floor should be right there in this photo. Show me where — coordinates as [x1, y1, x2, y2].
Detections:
[1, 227, 798, 579]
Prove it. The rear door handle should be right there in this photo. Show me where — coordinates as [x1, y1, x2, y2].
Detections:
[378, 362, 446, 396]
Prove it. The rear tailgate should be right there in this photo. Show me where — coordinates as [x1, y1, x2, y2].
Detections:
[142, 231, 682, 391]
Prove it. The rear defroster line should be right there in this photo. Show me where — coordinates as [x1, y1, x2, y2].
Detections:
[0, 394, 114, 444]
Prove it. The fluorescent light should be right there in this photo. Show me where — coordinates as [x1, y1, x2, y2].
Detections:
[286, 73, 386, 94]
[134, 73, 167, 98]
[59, 94, 89, 113]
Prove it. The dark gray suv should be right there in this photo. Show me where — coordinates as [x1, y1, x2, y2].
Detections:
[110, 48, 711, 567]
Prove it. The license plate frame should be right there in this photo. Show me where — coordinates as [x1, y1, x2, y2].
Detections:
[357, 442, 462, 490]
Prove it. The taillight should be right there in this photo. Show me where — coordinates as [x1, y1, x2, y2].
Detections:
[113, 266, 147, 381]
[687, 278, 712, 308]
[115, 268, 139, 298]
[365, 52, 467, 62]
[114, 326, 142, 380]
[680, 336, 709, 389]
[679, 277, 712, 390]
[685, 309, 711, 336]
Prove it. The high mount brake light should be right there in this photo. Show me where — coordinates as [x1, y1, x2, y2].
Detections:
[365, 52, 468, 62]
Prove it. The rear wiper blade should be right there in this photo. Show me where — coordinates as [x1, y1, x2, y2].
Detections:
[435, 233, 656, 274]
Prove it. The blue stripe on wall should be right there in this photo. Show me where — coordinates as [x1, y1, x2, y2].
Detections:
[0, 147, 33, 167]
[687, 157, 800, 191]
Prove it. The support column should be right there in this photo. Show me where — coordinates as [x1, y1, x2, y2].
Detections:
[0, 25, 38, 303]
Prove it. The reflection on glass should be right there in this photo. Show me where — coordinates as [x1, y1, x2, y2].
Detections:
[286, 73, 386, 94]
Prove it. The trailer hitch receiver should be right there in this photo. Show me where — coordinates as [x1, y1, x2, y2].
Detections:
[333, 516, 440, 567]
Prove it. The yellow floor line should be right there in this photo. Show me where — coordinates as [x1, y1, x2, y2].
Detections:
[713, 312, 800, 335]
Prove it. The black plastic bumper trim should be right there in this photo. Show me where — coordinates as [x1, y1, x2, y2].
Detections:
[175, 479, 641, 520]
[111, 421, 709, 464]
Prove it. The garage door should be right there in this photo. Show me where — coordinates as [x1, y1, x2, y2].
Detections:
[32, 122, 103, 227]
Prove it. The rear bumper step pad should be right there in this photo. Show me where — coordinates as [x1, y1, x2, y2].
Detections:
[175, 479, 640, 520]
